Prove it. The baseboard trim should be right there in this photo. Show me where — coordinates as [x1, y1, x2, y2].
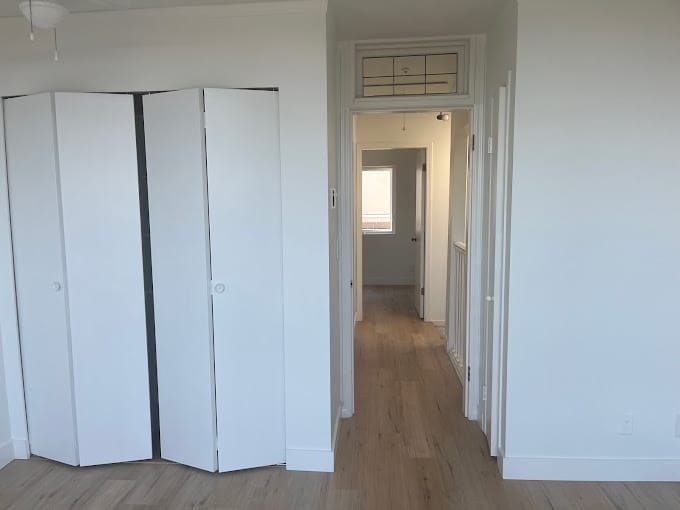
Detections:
[430, 320, 446, 327]
[332, 405, 341, 455]
[286, 409, 339, 473]
[13, 438, 29, 459]
[499, 453, 680, 481]
[0, 439, 13, 470]
[447, 349, 465, 386]
[341, 407, 353, 418]
[286, 447, 334, 473]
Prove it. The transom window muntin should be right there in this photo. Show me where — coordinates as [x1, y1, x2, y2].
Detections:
[362, 167, 394, 234]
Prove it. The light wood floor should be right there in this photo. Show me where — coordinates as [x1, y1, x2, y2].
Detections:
[1, 285, 679, 509]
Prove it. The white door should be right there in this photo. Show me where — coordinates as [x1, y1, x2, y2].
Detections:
[354, 146, 363, 322]
[414, 162, 427, 318]
[204, 88, 285, 472]
[4, 93, 79, 466]
[55, 92, 152, 466]
[143, 89, 218, 472]
[480, 87, 510, 455]
[479, 95, 497, 446]
[486, 85, 511, 456]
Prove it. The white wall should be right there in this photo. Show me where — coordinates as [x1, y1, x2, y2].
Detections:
[0, 1, 334, 471]
[450, 113, 470, 245]
[326, 4, 342, 459]
[502, 0, 680, 480]
[355, 112, 451, 324]
[362, 149, 421, 286]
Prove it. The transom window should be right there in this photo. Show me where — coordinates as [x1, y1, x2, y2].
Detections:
[362, 167, 394, 234]
[362, 53, 458, 97]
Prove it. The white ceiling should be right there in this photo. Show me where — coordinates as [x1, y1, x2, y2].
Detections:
[0, 0, 506, 39]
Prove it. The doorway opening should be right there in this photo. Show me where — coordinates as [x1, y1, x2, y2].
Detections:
[350, 108, 473, 419]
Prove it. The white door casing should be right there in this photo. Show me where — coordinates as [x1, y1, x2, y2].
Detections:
[414, 162, 427, 318]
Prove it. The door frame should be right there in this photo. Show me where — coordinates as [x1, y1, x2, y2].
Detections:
[353, 141, 433, 323]
[487, 79, 513, 457]
[337, 36, 488, 422]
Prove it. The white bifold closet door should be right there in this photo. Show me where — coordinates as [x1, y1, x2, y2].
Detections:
[5, 92, 152, 466]
[144, 88, 285, 473]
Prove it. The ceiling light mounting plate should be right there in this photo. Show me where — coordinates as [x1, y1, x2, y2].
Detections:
[19, 1, 68, 29]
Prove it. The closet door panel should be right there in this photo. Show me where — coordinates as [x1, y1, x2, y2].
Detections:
[54, 93, 151, 466]
[204, 89, 285, 472]
[4, 94, 78, 465]
[144, 89, 218, 472]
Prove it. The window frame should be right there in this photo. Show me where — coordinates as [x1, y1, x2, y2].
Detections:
[361, 165, 396, 236]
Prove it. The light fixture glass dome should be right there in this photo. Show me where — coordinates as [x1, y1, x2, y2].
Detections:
[19, 1, 68, 29]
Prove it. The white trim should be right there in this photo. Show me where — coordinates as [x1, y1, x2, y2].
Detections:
[499, 452, 680, 482]
[13, 438, 29, 459]
[448, 349, 465, 386]
[338, 35, 487, 423]
[354, 39, 470, 99]
[482, 83, 509, 457]
[286, 405, 341, 473]
[463, 34, 486, 421]
[0, 102, 31, 453]
[331, 404, 341, 452]
[0, 439, 13, 470]
[286, 448, 334, 473]
[430, 320, 446, 327]
[488, 77, 513, 458]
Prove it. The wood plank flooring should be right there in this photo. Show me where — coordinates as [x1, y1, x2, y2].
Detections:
[0, 285, 679, 509]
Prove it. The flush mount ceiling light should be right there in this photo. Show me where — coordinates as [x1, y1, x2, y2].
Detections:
[436, 112, 450, 122]
[19, 0, 68, 61]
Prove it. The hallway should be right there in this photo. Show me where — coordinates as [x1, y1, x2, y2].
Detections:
[339, 285, 499, 507]
[0, 285, 678, 508]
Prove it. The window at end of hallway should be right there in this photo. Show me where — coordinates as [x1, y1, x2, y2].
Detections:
[362, 167, 394, 234]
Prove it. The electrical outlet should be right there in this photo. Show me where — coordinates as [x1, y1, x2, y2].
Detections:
[619, 413, 634, 436]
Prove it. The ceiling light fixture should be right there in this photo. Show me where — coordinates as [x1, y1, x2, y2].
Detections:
[436, 112, 450, 122]
[19, 0, 68, 61]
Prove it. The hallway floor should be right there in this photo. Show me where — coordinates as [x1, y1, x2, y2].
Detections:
[0, 285, 678, 508]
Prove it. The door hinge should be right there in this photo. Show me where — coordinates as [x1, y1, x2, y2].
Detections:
[420, 287, 425, 296]
[467, 366, 471, 382]
[482, 385, 488, 401]
[471, 134, 476, 152]
[203, 110, 207, 130]
[350, 280, 353, 288]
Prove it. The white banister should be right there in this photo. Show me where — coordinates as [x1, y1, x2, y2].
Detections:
[448, 242, 467, 384]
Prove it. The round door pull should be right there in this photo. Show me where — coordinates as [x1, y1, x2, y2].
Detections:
[53, 281, 62, 292]
[411, 237, 417, 242]
[214, 283, 226, 294]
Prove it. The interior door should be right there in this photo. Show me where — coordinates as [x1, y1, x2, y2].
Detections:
[414, 161, 427, 318]
[4, 93, 79, 466]
[144, 89, 218, 472]
[486, 85, 511, 456]
[204, 88, 285, 472]
[481, 94, 501, 451]
[55, 92, 151, 466]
